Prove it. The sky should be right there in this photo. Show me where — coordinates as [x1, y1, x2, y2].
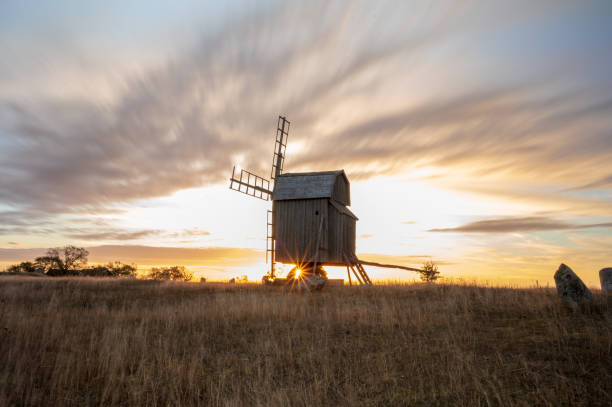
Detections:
[1, 0, 611, 286]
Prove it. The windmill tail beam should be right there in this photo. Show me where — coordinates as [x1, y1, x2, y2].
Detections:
[358, 260, 424, 273]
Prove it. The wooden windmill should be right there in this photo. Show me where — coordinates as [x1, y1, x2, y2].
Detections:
[229, 116, 372, 286]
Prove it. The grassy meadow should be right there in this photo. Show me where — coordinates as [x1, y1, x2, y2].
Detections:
[0, 276, 610, 406]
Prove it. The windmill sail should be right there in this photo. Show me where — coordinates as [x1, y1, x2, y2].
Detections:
[271, 116, 289, 180]
[228, 115, 291, 280]
[229, 166, 272, 201]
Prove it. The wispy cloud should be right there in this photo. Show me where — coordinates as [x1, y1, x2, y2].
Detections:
[563, 174, 612, 191]
[0, 0, 610, 238]
[65, 229, 164, 241]
[0, 245, 261, 267]
[65, 227, 211, 242]
[429, 216, 612, 233]
[171, 228, 211, 238]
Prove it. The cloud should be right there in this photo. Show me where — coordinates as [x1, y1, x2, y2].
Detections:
[429, 216, 612, 233]
[401, 221, 416, 225]
[0, 0, 610, 231]
[7, 241, 19, 246]
[0, 245, 261, 267]
[64, 227, 211, 241]
[564, 174, 612, 191]
[169, 228, 211, 238]
[65, 228, 164, 241]
[359, 233, 373, 238]
[86, 245, 261, 266]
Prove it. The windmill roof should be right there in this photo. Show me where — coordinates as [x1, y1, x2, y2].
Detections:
[272, 170, 347, 201]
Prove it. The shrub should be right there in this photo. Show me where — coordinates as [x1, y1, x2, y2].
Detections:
[81, 267, 113, 277]
[419, 260, 440, 282]
[34, 255, 63, 274]
[148, 266, 193, 281]
[6, 261, 37, 273]
[106, 261, 137, 278]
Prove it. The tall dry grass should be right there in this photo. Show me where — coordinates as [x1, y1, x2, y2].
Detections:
[0, 276, 610, 406]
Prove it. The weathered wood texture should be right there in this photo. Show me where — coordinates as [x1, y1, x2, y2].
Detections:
[358, 260, 424, 273]
[273, 199, 328, 264]
[273, 170, 356, 266]
[273, 198, 356, 265]
[333, 174, 350, 205]
[273, 170, 350, 205]
[326, 200, 356, 264]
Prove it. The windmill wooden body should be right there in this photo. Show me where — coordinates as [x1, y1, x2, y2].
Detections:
[229, 116, 372, 285]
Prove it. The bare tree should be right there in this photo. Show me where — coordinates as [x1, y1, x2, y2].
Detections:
[36, 245, 89, 275]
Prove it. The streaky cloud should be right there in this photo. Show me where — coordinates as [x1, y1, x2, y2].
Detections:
[0, 0, 610, 230]
[429, 216, 612, 233]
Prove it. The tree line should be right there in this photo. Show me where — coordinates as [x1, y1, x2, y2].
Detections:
[4, 245, 193, 281]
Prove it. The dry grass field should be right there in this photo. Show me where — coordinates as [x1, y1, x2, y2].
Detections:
[0, 276, 610, 406]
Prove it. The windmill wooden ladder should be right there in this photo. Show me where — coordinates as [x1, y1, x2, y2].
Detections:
[266, 209, 275, 277]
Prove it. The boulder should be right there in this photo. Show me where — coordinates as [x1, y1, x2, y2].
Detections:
[554, 263, 593, 308]
[301, 274, 326, 291]
[599, 268, 612, 293]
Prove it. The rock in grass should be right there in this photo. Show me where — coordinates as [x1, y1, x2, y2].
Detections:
[554, 264, 593, 308]
[600, 268, 612, 293]
[301, 274, 326, 291]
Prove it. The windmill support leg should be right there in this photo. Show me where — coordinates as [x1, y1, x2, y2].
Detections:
[354, 265, 367, 284]
[348, 253, 372, 285]
[350, 264, 364, 285]
[357, 263, 372, 285]
[343, 252, 363, 285]
[346, 266, 352, 286]
[356, 263, 372, 285]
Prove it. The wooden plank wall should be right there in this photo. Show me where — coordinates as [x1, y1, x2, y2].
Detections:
[332, 203, 356, 261]
[347, 214, 356, 255]
[327, 201, 342, 263]
[332, 176, 350, 205]
[274, 199, 328, 264]
[274, 198, 357, 265]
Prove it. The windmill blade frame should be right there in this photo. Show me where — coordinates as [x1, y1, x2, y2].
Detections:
[229, 166, 272, 201]
[271, 116, 290, 180]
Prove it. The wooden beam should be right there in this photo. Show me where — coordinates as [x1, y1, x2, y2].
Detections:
[349, 265, 364, 285]
[355, 262, 372, 285]
[358, 260, 424, 273]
